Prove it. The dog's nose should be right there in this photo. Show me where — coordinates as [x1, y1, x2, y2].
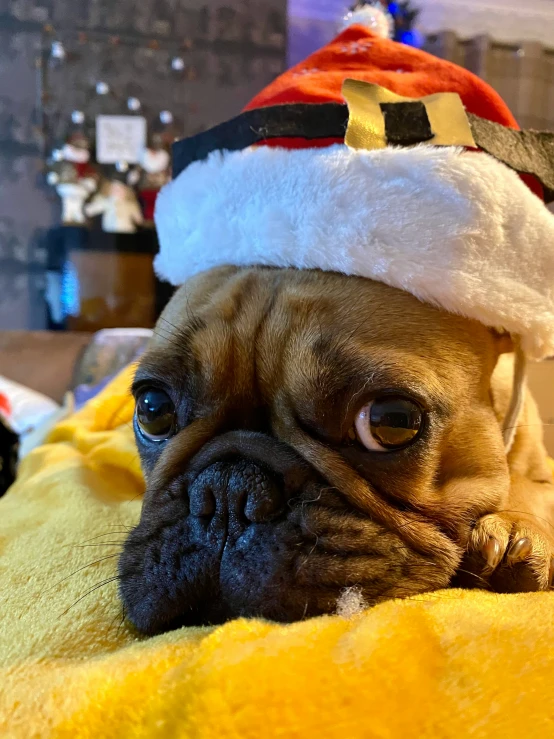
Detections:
[188, 460, 285, 524]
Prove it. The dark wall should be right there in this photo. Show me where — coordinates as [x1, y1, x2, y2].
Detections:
[0, 0, 286, 329]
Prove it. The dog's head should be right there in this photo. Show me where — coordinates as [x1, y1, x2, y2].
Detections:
[119, 266, 511, 634]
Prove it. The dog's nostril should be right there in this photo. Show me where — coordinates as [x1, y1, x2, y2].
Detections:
[187, 460, 285, 524]
[189, 484, 216, 518]
[233, 464, 284, 523]
[244, 486, 283, 522]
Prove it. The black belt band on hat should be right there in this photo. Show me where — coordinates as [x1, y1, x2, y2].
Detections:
[172, 103, 349, 177]
[172, 101, 554, 202]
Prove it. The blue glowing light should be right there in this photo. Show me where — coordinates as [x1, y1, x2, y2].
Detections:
[400, 29, 423, 47]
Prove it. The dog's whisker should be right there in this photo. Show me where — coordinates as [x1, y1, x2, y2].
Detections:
[44, 553, 120, 594]
[58, 576, 120, 619]
[153, 314, 204, 356]
[108, 603, 129, 636]
[158, 316, 189, 334]
[73, 541, 127, 549]
[116, 607, 128, 637]
[150, 327, 191, 356]
[455, 568, 491, 588]
[70, 529, 132, 546]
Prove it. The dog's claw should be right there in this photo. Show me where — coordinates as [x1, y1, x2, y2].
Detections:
[507, 536, 532, 564]
[459, 513, 554, 593]
[482, 537, 502, 569]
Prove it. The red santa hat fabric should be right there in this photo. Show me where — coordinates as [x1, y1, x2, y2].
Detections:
[248, 23, 515, 125]
[154, 10, 554, 360]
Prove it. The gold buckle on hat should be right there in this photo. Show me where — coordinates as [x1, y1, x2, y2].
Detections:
[342, 78, 477, 151]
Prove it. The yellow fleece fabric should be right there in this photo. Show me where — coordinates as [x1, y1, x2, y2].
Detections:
[1, 365, 554, 739]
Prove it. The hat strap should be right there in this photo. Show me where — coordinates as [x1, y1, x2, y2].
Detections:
[502, 338, 527, 452]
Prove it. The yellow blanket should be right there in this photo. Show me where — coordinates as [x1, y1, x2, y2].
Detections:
[2, 366, 554, 738]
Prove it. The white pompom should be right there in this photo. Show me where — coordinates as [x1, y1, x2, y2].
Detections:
[342, 3, 393, 39]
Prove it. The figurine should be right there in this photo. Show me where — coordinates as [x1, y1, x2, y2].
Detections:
[137, 133, 171, 223]
[84, 177, 143, 234]
[51, 132, 98, 225]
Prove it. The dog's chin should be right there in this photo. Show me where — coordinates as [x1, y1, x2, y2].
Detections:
[119, 459, 454, 635]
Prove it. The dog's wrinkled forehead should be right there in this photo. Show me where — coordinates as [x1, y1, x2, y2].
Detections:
[145, 266, 495, 412]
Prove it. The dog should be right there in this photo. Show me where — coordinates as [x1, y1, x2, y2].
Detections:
[119, 266, 554, 635]
[0, 414, 18, 498]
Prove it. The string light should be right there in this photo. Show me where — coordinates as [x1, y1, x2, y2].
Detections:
[41, 31, 199, 167]
[41, 32, 198, 120]
[46, 171, 59, 185]
[399, 29, 423, 47]
[51, 41, 66, 60]
[171, 57, 185, 71]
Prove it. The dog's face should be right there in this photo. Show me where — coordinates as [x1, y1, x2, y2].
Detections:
[119, 266, 510, 634]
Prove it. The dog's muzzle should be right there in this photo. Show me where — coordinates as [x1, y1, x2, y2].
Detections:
[118, 432, 327, 634]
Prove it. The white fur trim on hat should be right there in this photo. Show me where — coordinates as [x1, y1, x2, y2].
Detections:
[154, 144, 554, 360]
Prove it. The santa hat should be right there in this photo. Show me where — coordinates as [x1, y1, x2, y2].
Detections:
[155, 5, 554, 377]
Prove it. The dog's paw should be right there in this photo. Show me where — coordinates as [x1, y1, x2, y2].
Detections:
[459, 513, 554, 593]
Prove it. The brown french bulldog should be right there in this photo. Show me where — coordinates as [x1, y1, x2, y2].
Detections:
[119, 266, 554, 635]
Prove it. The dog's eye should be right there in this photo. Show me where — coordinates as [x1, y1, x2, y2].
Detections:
[135, 388, 176, 442]
[354, 396, 423, 451]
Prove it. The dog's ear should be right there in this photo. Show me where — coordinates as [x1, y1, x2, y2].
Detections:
[491, 330, 514, 355]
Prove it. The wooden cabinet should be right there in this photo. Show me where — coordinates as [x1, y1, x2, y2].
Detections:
[67, 250, 156, 332]
[46, 226, 173, 332]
